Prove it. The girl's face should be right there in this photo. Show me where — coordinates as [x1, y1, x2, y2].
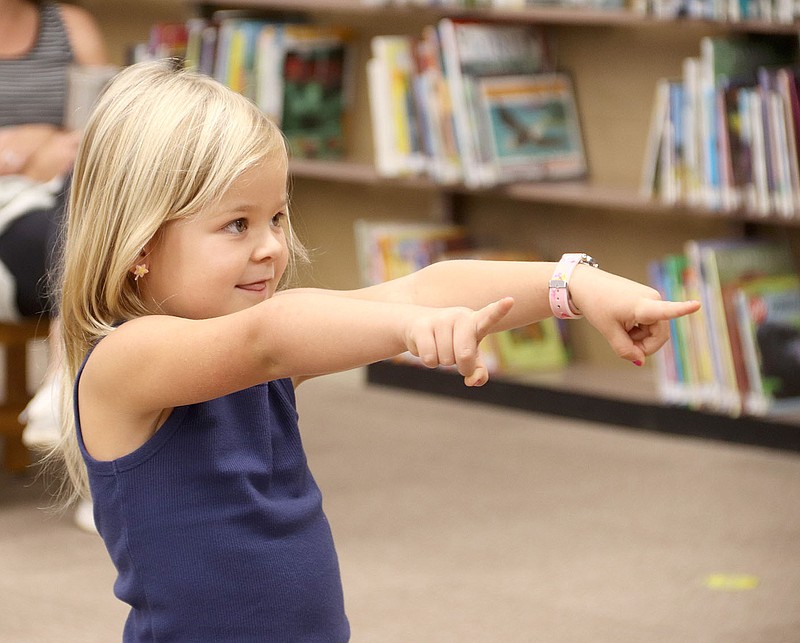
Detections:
[139, 161, 290, 319]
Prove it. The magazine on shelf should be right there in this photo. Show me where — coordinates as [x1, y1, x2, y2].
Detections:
[438, 18, 550, 188]
[475, 72, 586, 182]
[735, 274, 800, 415]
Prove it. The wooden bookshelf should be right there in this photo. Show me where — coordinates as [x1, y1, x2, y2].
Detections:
[181, 1, 800, 449]
[291, 158, 800, 227]
[197, 0, 800, 33]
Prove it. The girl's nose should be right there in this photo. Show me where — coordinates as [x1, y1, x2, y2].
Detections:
[252, 228, 283, 262]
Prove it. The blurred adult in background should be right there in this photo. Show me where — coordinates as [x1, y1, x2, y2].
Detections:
[0, 0, 107, 531]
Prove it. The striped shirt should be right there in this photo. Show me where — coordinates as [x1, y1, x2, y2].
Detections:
[0, 2, 74, 128]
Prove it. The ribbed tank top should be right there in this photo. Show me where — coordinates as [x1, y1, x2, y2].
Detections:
[75, 359, 350, 641]
[0, 2, 74, 127]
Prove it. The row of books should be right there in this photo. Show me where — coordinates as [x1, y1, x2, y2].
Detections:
[642, 34, 800, 218]
[367, 20, 587, 187]
[364, 0, 624, 7]
[354, 220, 570, 374]
[134, 15, 355, 161]
[360, 0, 797, 20]
[649, 237, 800, 417]
[635, 0, 800, 23]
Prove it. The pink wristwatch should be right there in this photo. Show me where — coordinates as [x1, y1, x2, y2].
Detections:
[548, 253, 599, 319]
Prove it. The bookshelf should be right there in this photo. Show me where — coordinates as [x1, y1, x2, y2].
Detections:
[101, 1, 800, 450]
[291, 158, 800, 227]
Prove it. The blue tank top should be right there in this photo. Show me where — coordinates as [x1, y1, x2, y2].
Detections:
[75, 360, 350, 642]
[0, 2, 74, 128]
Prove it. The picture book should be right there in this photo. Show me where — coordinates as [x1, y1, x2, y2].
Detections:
[438, 19, 550, 187]
[475, 73, 586, 183]
[735, 274, 800, 415]
[256, 25, 353, 160]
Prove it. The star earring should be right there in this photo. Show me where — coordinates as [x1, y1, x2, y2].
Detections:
[133, 264, 149, 281]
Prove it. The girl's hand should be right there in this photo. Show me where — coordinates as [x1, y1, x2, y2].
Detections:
[21, 129, 82, 182]
[570, 268, 700, 366]
[405, 297, 515, 387]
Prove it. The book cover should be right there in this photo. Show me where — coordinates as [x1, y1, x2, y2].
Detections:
[353, 220, 470, 287]
[368, 35, 426, 177]
[735, 274, 800, 415]
[475, 72, 587, 182]
[257, 25, 353, 160]
[438, 19, 549, 187]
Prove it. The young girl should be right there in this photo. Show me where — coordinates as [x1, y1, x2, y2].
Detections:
[55, 60, 699, 641]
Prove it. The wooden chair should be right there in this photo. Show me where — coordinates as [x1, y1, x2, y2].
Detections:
[0, 318, 50, 473]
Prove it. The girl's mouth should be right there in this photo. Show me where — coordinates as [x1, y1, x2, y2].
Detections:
[237, 281, 267, 292]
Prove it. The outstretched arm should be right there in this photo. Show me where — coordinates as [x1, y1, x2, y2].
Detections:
[293, 258, 699, 366]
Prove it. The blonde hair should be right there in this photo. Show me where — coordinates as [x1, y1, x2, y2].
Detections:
[51, 60, 306, 501]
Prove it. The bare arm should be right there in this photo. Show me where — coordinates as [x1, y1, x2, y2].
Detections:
[291, 259, 700, 364]
[82, 291, 513, 417]
[79, 262, 696, 460]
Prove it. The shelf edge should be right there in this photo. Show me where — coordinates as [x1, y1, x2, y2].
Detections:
[366, 361, 800, 453]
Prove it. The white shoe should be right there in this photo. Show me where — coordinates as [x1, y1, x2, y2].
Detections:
[20, 376, 60, 449]
[74, 498, 98, 534]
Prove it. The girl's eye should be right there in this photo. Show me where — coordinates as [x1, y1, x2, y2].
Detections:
[271, 212, 286, 228]
[224, 218, 248, 234]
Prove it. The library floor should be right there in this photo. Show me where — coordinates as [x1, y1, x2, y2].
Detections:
[1, 369, 799, 643]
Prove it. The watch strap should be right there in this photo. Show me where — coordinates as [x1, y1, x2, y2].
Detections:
[548, 253, 597, 319]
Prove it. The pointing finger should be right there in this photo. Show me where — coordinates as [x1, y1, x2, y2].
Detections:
[635, 299, 700, 325]
[474, 297, 515, 339]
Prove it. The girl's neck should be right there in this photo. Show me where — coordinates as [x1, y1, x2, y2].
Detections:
[0, 0, 38, 59]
